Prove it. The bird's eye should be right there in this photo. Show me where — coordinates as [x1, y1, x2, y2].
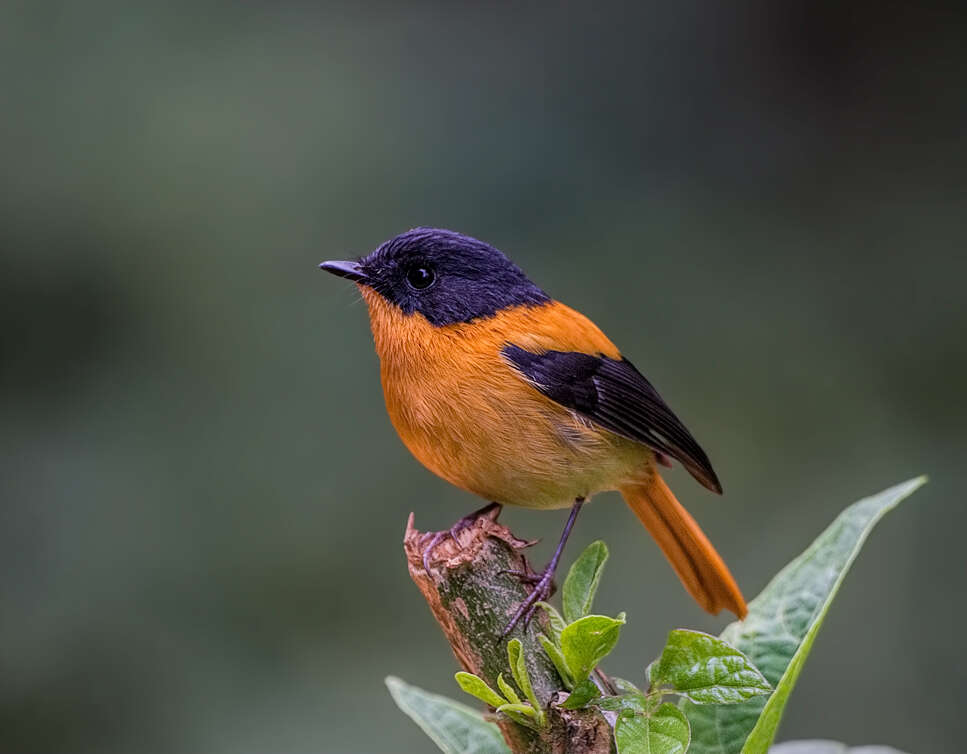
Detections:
[405, 264, 436, 290]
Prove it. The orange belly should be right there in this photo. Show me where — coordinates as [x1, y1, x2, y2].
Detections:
[361, 291, 653, 508]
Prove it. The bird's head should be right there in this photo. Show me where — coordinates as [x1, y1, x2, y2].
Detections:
[320, 228, 549, 326]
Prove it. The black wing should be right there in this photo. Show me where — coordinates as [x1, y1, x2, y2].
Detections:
[502, 345, 722, 493]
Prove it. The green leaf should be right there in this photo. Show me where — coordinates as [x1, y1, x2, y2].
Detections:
[684, 477, 926, 754]
[499, 709, 536, 729]
[495, 703, 539, 730]
[561, 678, 601, 709]
[507, 639, 544, 726]
[596, 692, 649, 715]
[612, 677, 643, 694]
[507, 639, 524, 688]
[455, 672, 506, 709]
[386, 676, 511, 754]
[562, 540, 610, 623]
[770, 743, 910, 754]
[559, 614, 625, 682]
[538, 633, 574, 689]
[651, 629, 770, 704]
[496, 674, 520, 705]
[495, 702, 537, 719]
[535, 601, 567, 644]
[507, 639, 538, 710]
[615, 703, 691, 754]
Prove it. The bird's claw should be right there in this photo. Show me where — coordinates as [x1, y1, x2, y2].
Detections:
[421, 502, 502, 575]
[421, 531, 449, 574]
[501, 568, 555, 637]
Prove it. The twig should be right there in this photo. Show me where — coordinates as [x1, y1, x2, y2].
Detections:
[404, 510, 615, 754]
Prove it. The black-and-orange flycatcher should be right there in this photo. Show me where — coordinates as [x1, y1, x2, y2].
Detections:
[321, 228, 747, 633]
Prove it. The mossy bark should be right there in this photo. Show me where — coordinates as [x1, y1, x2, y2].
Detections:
[404, 509, 615, 754]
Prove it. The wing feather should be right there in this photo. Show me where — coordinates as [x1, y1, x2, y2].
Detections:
[502, 344, 722, 493]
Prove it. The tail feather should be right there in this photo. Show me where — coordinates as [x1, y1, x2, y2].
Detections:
[620, 474, 747, 618]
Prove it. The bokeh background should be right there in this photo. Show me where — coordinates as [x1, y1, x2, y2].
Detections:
[2, 1, 965, 752]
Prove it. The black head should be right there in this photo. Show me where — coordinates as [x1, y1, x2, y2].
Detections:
[320, 228, 549, 325]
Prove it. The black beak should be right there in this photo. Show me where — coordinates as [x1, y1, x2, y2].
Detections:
[319, 260, 368, 283]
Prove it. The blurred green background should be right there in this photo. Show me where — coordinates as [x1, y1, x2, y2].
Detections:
[2, 1, 965, 752]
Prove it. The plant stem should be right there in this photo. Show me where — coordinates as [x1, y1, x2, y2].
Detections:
[404, 510, 615, 754]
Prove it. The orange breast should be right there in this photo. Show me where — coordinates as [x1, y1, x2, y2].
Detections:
[360, 290, 650, 509]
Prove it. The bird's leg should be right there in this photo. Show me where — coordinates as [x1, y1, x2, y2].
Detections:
[501, 497, 585, 637]
[421, 501, 502, 574]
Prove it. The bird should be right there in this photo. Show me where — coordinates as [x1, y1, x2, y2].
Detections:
[320, 227, 747, 633]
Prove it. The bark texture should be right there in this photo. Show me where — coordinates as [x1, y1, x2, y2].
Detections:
[404, 509, 615, 754]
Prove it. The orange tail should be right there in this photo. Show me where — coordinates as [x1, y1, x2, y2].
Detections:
[620, 474, 747, 618]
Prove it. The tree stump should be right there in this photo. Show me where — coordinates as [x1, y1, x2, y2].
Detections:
[404, 509, 615, 754]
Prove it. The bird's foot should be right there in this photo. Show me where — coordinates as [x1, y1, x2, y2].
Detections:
[501, 565, 556, 637]
[421, 502, 502, 574]
[500, 497, 585, 637]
